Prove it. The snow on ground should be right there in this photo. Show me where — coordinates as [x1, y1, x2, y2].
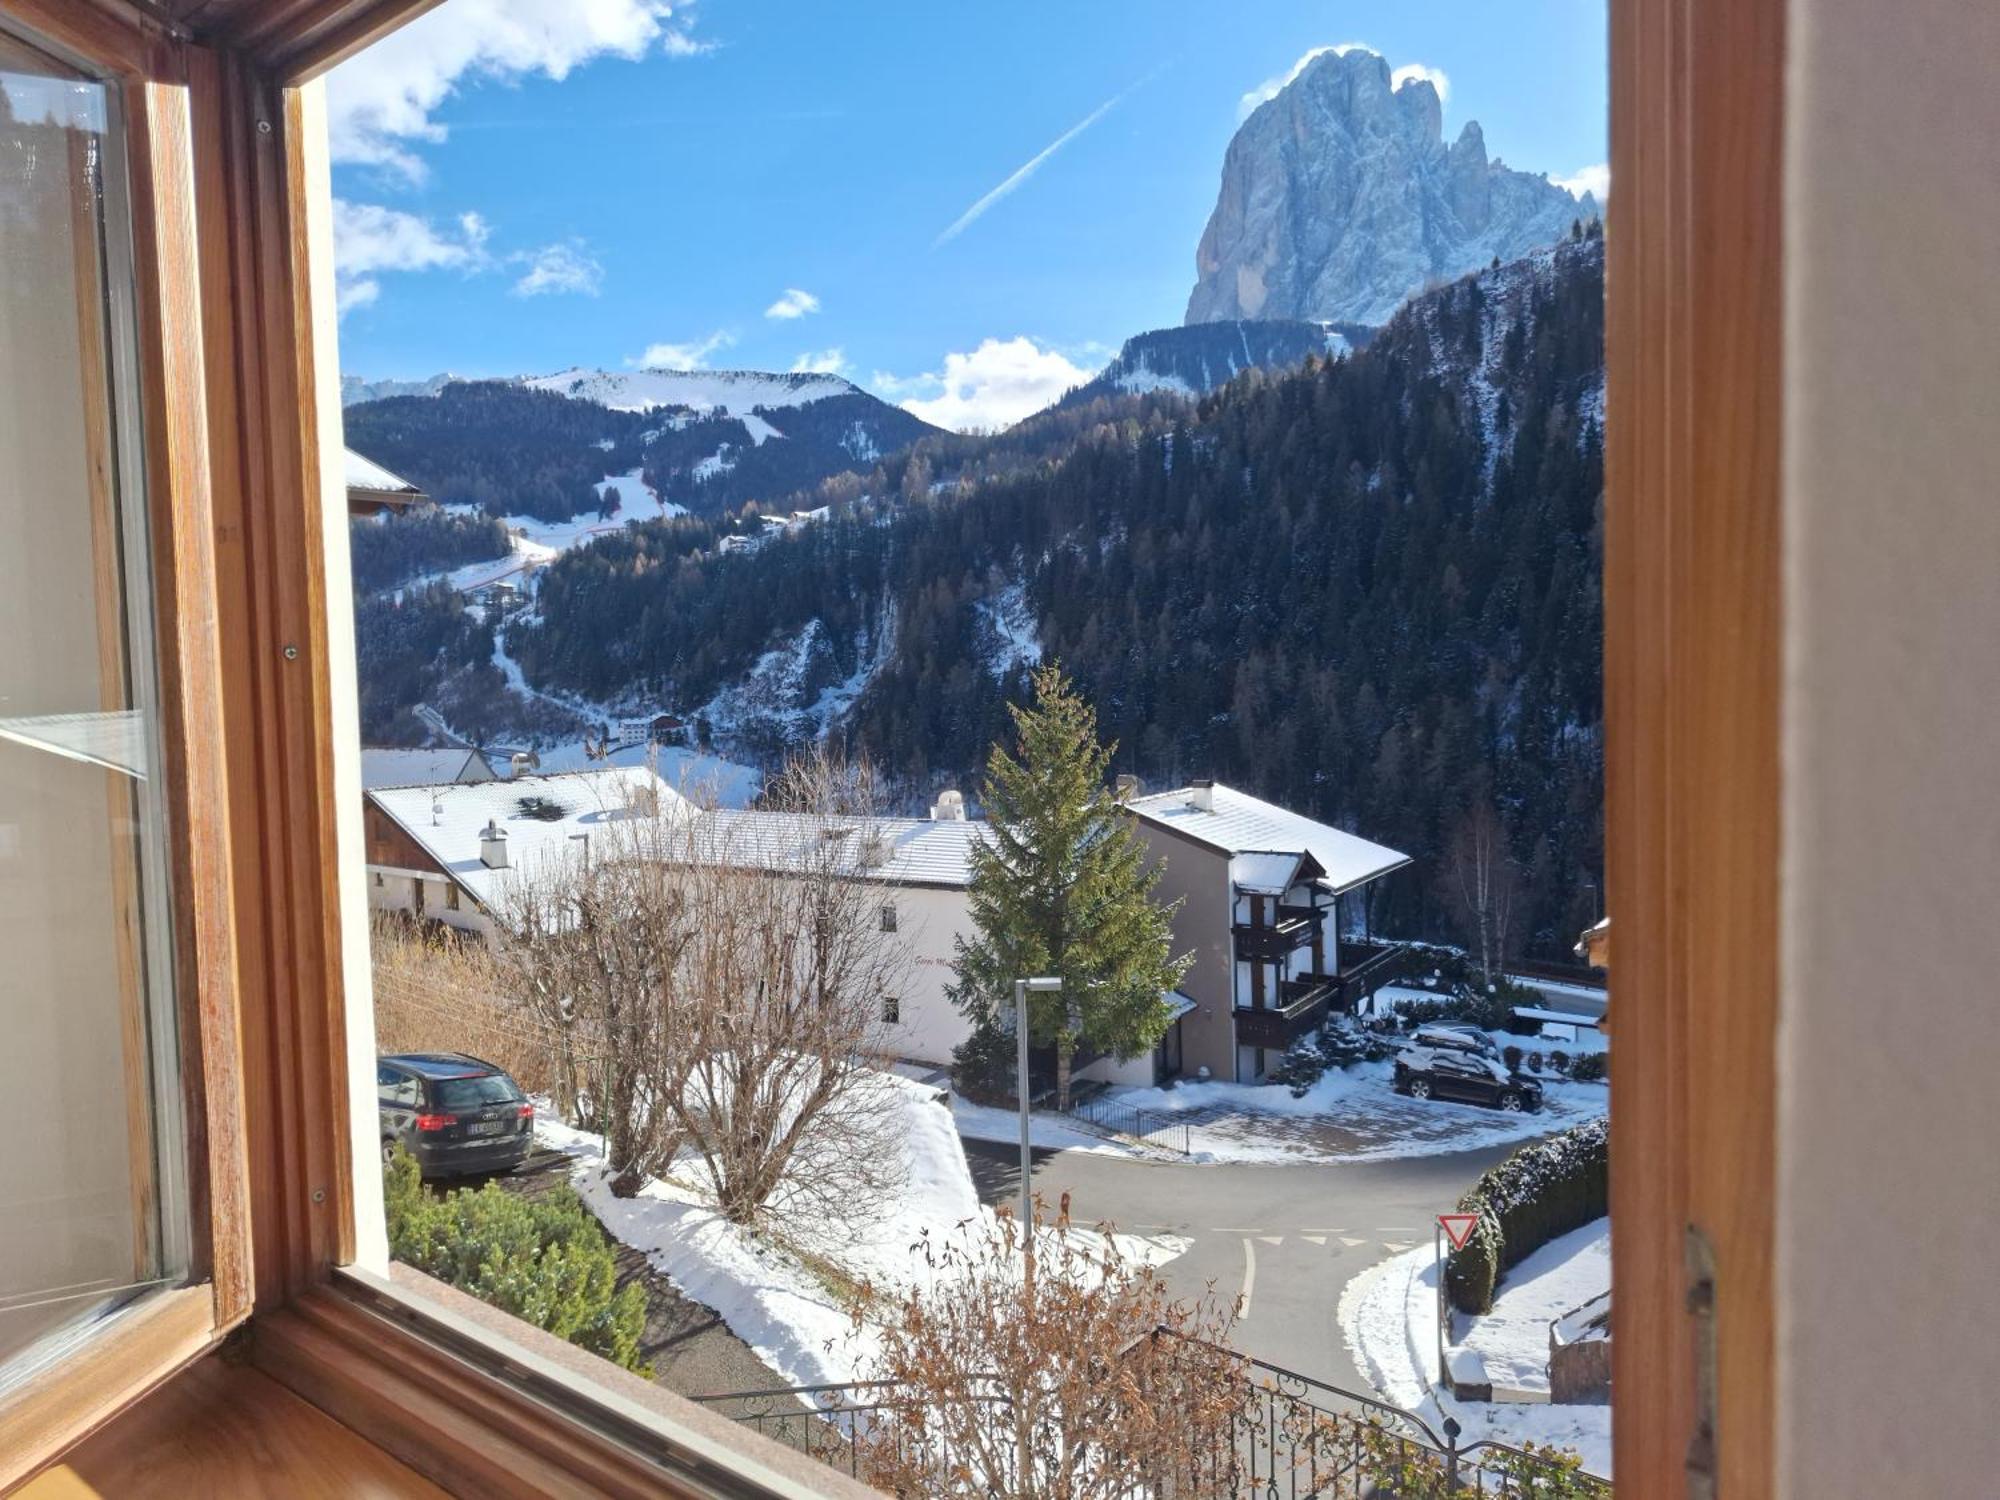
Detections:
[535, 1073, 1184, 1392]
[1339, 1228, 1612, 1477]
[975, 582, 1042, 680]
[1460, 1219, 1610, 1394]
[1105, 1060, 1606, 1165]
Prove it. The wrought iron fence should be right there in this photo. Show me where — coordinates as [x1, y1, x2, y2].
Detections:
[1063, 1094, 1192, 1155]
[694, 1336, 1612, 1497]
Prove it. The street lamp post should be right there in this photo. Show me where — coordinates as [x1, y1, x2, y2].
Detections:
[1014, 976, 1063, 1244]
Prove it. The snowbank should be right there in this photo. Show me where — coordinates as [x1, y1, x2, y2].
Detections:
[537, 1073, 1182, 1392]
[1338, 1229, 1612, 1476]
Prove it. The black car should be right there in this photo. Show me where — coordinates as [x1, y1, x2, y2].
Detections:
[1393, 1040, 1544, 1113]
[378, 1053, 534, 1177]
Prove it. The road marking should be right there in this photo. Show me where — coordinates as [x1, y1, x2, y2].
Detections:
[1257, 1235, 1284, 1247]
[1341, 1236, 1368, 1247]
[1383, 1241, 1413, 1252]
[1302, 1235, 1327, 1246]
[1238, 1238, 1257, 1320]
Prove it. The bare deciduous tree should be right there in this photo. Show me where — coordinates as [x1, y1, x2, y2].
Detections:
[850, 1201, 1249, 1500]
[499, 751, 905, 1224]
[1442, 797, 1520, 986]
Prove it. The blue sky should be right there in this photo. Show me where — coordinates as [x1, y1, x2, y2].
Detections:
[328, 1, 1606, 428]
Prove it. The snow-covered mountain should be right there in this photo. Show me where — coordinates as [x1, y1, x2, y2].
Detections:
[340, 371, 460, 406]
[517, 366, 861, 417]
[342, 369, 942, 520]
[1062, 318, 1376, 408]
[1186, 47, 1596, 328]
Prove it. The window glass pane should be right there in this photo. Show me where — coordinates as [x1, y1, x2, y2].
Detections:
[431, 1075, 520, 1111]
[0, 24, 186, 1387]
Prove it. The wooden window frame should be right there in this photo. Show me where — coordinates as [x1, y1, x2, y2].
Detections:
[0, 4, 253, 1487]
[0, 0, 1789, 1493]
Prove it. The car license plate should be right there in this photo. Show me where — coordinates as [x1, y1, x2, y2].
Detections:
[468, 1120, 506, 1136]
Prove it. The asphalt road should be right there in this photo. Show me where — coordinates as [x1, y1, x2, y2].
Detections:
[964, 1136, 1532, 1396]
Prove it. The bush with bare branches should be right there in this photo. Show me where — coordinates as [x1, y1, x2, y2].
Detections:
[847, 1201, 1248, 1499]
[497, 749, 907, 1223]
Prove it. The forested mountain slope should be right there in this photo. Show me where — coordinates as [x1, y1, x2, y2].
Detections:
[508, 232, 1606, 953]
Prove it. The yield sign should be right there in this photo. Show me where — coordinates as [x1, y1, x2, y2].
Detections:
[1438, 1213, 1480, 1251]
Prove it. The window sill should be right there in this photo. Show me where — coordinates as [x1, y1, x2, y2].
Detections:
[2, 1283, 231, 1491]
[248, 1265, 876, 1499]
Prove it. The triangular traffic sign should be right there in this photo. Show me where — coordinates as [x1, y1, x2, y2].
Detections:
[1438, 1213, 1480, 1251]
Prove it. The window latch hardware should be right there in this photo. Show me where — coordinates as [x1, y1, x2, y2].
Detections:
[1686, 1222, 1719, 1500]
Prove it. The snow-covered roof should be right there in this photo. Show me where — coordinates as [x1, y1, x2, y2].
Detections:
[360, 747, 494, 790]
[1229, 851, 1304, 895]
[344, 446, 423, 497]
[1126, 783, 1410, 894]
[697, 809, 989, 889]
[366, 766, 687, 912]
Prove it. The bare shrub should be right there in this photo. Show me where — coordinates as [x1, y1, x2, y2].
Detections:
[498, 749, 906, 1223]
[369, 914, 555, 1095]
[850, 1201, 1248, 1499]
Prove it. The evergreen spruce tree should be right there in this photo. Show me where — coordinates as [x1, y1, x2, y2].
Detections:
[950, 664, 1190, 1110]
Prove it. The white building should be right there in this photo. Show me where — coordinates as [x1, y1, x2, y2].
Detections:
[363, 765, 684, 940]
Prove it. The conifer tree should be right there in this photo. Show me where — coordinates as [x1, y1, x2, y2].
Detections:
[951, 664, 1189, 1109]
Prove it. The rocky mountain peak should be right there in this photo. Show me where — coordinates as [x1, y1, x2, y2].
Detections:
[1187, 47, 1595, 327]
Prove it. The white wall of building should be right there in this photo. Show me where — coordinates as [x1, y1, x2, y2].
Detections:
[1777, 0, 2000, 1491]
[872, 884, 974, 1066]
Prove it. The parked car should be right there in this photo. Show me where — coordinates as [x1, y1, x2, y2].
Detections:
[378, 1053, 534, 1177]
[1394, 1029, 1544, 1112]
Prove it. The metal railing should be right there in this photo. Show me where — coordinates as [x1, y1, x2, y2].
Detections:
[1063, 1094, 1192, 1155]
[695, 1336, 1612, 1497]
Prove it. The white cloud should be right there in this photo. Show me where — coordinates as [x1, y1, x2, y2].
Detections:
[635, 330, 735, 369]
[1238, 42, 1374, 120]
[765, 287, 821, 320]
[512, 240, 603, 297]
[790, 348, 847, 376]
[325, 0, 704, 181]
[337, 278, 382, 315]
[935, 69, 1158, 247]
[331, 199, 489, 315]
[1390, 62, 1451, 104]
[1553, 163, 1610, 202]
[891, 337, 1092, 434]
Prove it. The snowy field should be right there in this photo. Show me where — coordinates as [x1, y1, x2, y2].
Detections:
[1339, 1218, 1613, 1476]
[534, 1073, 1185, 1393]
[1105, 1060, 1606, 1165]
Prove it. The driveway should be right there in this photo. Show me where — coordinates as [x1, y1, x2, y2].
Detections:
[964, 1135, 1538, 1394]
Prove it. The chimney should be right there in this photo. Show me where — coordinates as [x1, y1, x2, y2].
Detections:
[1186, 778, 1215, 814]
[1114, 774, 1142, 803]
[479, 819, 509, 869]
[930, 789, 966, 822]
[509, 750, 538, 779]
[859, 827, 892, 868]
[629, 781, 661, 819]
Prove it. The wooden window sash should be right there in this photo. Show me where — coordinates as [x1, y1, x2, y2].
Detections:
[1607, 0, 1782, 1494]
[0, 7, 254, 1488]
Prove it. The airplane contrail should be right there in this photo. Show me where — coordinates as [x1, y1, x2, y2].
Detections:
[933, 69, 1161, 247]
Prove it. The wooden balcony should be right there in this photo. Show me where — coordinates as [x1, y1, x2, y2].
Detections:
[1233, 904, 1323, 963]
[1233, 976, 1338, 1050]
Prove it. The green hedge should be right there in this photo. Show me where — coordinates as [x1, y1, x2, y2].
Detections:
[384, 1147, 652, 1374]
[1444, 1117, 1608, 1314]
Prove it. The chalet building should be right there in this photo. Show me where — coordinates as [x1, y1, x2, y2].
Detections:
[1121, 781, 1411, 1083]
[342, 446, 426, 517]
[363, 766, 683, 939]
